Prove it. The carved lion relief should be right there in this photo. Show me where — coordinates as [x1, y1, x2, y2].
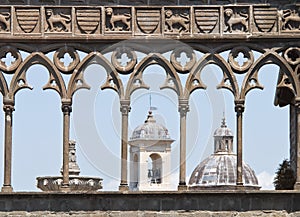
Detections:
[45, 8, 72, 33]
[224, 7, 249, 33]
[105, 7, 132, 32]
[164, 8, 190, 33]
[0, 8, 10, 33]
[279, 8, 300, 31]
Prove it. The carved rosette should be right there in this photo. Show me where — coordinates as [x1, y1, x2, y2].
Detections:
[253, 7, 277, 33]
[164, 8, 190, 34]
[136, 8, 160, 34]
[15, 8, 40, 33]
[194, 7, 219, 34]
[76, 8, 100, 34]
[45, 7, 72, 33]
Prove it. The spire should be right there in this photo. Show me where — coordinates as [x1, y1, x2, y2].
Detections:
[221, 112, 227, 128]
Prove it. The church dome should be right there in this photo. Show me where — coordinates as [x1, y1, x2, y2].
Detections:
[189, 117, 260, 190]
[130, 111, 171, 141]
[188, 154, 259, 190]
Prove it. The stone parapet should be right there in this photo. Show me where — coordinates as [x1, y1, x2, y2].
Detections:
[0, 191, 298, 212]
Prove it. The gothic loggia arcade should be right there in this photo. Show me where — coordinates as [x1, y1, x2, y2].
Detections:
[0, 0, 298, 192]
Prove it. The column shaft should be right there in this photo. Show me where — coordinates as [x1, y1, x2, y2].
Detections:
[2, 102, 14, 192]
[178, 100, 189, 190]
[61, 101, 72, 190]
[295, 102, 300, 189]
[119, 100, 130, 191]
[235, 102, 244, 186]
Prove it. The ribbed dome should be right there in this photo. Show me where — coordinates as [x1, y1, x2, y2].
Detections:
[188, 154, 259, 190]
[189, 117, 260, 190]
[130, 111, 171, 141]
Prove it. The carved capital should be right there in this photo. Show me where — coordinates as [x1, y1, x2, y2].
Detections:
[120, 100, 131, 115]
[61, 99, 72, 114]
[178, 99, 189, 116]
[3, 104, 14, 114]
[234, 101, 245, 115]
[3, 98, 15, 114]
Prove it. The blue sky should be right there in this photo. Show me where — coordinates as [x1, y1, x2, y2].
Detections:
[0, 43, 289, 191]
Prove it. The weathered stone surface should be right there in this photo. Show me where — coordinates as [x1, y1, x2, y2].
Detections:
[0, 211, 298, 217]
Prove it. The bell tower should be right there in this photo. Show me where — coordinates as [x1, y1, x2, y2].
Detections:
[129, 111, 174, 191]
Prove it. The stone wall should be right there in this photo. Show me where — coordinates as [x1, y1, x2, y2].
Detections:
[0, 191, 299, 215]
[0, 210, 300, 217]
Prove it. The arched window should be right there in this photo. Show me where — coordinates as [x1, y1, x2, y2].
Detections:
[148, 153, 162, 184]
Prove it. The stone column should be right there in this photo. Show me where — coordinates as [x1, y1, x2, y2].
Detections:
[61, 99, 72, 191]
[119, 100, 130, 191]
[178, 99, 189, 191]
[235, 101, 244, 186]
[294, 99, 300, 190]
[2, 99, 14, 192]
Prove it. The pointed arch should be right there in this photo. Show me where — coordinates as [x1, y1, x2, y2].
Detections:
[10, 52, 67, 99]
[184, 53, 239, 100]
[125, 53, 183, 100]
[240, 51, 299, 100]
[68, 51, 124, 99]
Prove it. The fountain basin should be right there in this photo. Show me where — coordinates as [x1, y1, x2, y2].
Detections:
[36, 176, 102, 192]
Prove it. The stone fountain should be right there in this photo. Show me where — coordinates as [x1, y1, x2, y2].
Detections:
[36, 140, 102, 192]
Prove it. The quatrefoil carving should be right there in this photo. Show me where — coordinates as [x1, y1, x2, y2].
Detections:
[53, 46, 79, 74]
[284, 47, 300, 66]
[111, 47, 137, 74]
[170, 47, 196, 73]
[228, 46, 254, 73]
[0, 46, 22, 73]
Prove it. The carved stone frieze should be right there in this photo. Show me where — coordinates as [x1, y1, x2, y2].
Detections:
[105, 7, 132, 33]
[15, 7, 40, 34]
[0, 5, 297, 39]
[164, 8, 190, 34]
[224, 7, 249, 33]
[135, 8, 161, 34]
[253, 7, 278, 33]
[194, 7, 219, 34]
[75, 8, 101, 34]
[45, 7, 72, 33]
